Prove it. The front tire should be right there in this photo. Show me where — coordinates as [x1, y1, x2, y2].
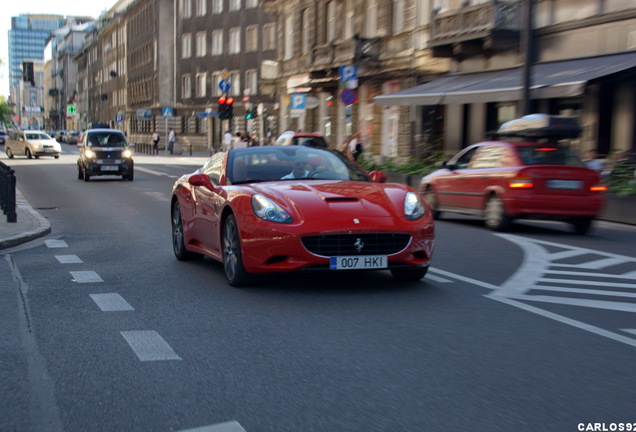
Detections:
[26, 149, 33, 159]
[391, 266, 428, 281]
[6, 148, 14, 159]
[223, 214, 252, 287]
[171, 201, 204, 261]
[484, 195, 511, 231]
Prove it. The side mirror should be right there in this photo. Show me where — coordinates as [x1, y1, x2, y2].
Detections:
[188, 173, 215, 189]
[369, 170, 387, 183]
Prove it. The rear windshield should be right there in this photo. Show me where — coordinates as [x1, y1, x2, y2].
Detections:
[515, 145, 585, 167]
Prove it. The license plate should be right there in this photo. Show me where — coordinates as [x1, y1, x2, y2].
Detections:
[329, 256, 388, 270]
[101, 165, 119, 171]
[546, 179, 582, 190]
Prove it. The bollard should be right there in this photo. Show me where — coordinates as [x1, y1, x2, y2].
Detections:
[0, 161, 17, 223]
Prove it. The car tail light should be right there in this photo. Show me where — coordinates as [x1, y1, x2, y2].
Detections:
[509, 176, 533, 189]
[590, 184, 608, 192]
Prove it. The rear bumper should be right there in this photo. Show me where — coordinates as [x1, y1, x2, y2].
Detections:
[506, 193, 603, 218]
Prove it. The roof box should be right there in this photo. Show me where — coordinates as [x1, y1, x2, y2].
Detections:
[496, 114, 581, 139]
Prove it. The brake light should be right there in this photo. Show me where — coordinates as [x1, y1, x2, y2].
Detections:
[590, 184, 608, 192]
[509, 176, 533, 189]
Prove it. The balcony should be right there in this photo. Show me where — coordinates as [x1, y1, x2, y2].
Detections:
[429, 0, 521, 58]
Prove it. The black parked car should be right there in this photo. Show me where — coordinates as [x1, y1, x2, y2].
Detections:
[77, 129, 134, 181]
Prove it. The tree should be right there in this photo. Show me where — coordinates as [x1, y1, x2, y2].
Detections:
[0, 97, 12, 126]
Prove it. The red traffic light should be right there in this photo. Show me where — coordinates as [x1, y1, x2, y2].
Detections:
[218, 96, 227, 104]
[226, 97, 234, 105]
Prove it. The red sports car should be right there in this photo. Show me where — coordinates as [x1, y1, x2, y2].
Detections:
[171, 145, 435, 286]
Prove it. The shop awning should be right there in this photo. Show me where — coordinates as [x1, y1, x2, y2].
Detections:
[374, 51, 636, 106]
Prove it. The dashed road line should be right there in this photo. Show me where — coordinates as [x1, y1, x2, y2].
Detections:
[178, 421, 247, 432]
[55, 255, 83, 264]
[120, 330, 182, 361]
[70, 271, 104, 283]
[90, 293, 134, 311]
[45, 239, 68, 248]
[135, 166, 179, 178]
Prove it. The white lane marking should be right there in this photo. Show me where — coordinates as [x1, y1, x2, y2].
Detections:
[90, 293, 134, 311]
[179, 421, 247, 432]
[498, 294, 636, 313]
[70, 271, 104, 283]
[429, 267, 498, 290]
[120, 330, 182, 361]
[621, 329, 636, 336]
[530, 285, 636, 299]
[544, 269, 636, 280]
[45, 240, 68, 248]
[135, 166, 179, 178]
[569, 257, 630, 270]
[489, 296, 636, 348]
[143, 191, 170, 202]
[55, 255, 83, 264]
[425, 273, 452, 283]
[538, 278, 636, 289]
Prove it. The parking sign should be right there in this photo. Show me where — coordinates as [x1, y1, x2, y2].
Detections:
[290, 93, 307, 110]
[339, 65, 358, 82]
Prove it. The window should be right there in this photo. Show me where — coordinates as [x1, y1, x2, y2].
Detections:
[471, 146, 505, 169]
[212, 30, 223, 55]
[195, 73, 207, 97]
[196, 31, 207, 57]
[229, 0, 241, 11]
[246, 0, 257, 8]
[182, 0, 192, 18]
[284, 15, 294, 59]
[301, 9, 310, 55]
[433, 0, 448, 13]
[195, 0, 206, 16]
[245, 25, 258, 52]
[181, 33, 191, 58]
[263, 23, 276, 51]
[326, 1, 336, 42]
[182, 74, 191, 98]
[393, 0, 405, 34]
[344, 4, 353, 39]
[228, 71, 240, 96]
[245, 69, 257, 95]
[212, 0, 223, 14]
[229, 27, 241, 54]
[212, 72, 222, 96]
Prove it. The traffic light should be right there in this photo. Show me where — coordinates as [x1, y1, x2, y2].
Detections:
[218, 96, 234, 119]
[245, 106, 258, 119]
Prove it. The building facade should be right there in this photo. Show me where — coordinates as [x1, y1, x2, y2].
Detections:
[375, 0, 636, 157]
[263, 0, 449, 157]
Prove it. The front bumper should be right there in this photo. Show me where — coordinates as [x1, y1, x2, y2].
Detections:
[84, 160, 134, 176]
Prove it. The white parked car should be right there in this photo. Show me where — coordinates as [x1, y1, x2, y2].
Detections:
[5, 130, 61, 159]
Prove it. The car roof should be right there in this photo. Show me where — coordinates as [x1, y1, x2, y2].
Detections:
[85, 128, 124, 134]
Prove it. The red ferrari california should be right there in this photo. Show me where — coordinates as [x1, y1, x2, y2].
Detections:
[171, 145, 435, 286]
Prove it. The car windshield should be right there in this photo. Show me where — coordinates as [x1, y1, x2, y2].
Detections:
[88, 132, 126, 147]
[26, 132, 50, 140]
[516, 144, 585, 167]
[227, 146, 370, 184]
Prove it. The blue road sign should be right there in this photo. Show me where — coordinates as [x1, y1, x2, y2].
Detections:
[219, 79, 231, 92]
[290, 93, 307, 110]
[339, 65, 358, 81]
[162, 107, 174, 118]
[115, 113, 124, 123]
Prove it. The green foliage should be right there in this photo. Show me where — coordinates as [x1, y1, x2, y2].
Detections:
[606, 162, 636, 196]
[357, 152, 447, 176]
[0, 96, 12, 125]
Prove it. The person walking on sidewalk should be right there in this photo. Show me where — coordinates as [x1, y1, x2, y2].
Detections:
[168, 129, 175, 155]
[152, 131, 160, 155]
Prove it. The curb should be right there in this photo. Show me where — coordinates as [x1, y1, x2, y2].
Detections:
[0, 190, 51, 250]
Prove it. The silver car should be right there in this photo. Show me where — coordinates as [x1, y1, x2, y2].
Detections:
[5, 130, 62, 159]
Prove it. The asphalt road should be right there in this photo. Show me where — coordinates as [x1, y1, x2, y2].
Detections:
[1, 147, 635, 432]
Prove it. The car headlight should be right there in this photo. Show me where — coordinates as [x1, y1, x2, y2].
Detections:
[252, 194, 293, 223]
[404, 191, 425, 220]
[122, 149, 132, 158]
[84, 149, 95, 158]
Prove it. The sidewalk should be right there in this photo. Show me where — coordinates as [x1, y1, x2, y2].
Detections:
[0, 189, 51, 250]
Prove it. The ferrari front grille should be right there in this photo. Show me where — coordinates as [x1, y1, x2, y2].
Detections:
[301, 233, 411, 256]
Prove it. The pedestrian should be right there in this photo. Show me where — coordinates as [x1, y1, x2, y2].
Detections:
[348, 133, 364, 161]
[168, 128, 175, 155]
[152, 131, 160, 155]
[234, 132, 246, 149]
[223, 130, 233, 151]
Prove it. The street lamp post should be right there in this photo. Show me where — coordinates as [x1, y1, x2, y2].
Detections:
[521, 0, 534, 115]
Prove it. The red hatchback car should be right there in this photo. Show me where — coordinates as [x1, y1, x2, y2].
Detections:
[420, 114, 606, 234]
[171, 145, 435, 286]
